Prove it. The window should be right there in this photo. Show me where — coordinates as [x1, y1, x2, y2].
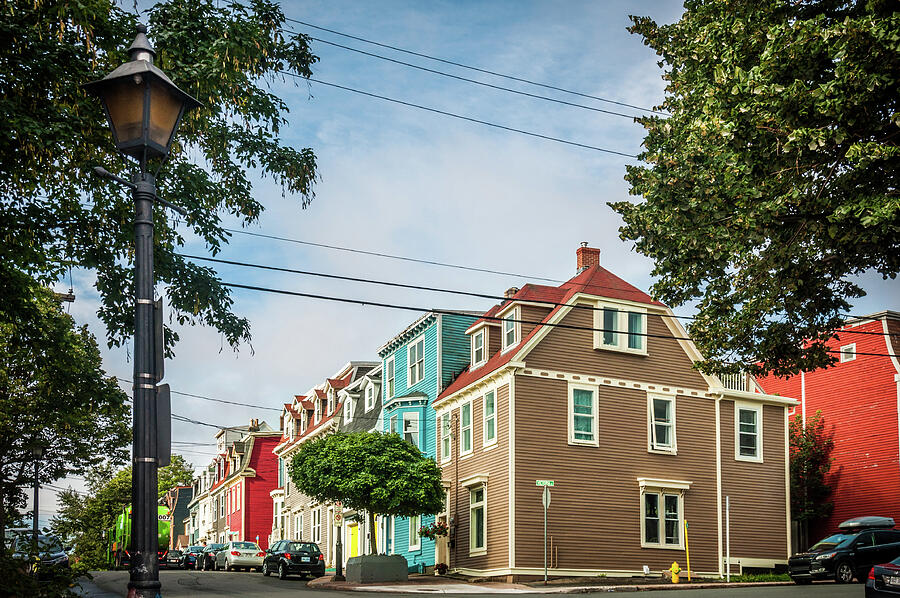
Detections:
[840, 343, 856, 363]
[365, 385, 375, 412]
[735, 403, 763, 462]
[344, 396, 354, 423]
[643, 492, 681, 547]
[648, 395, 676, 453]
[408, 336, 425, 385]
[389, 414, 398, 435]
[311, 509, 321, 543]
[472, 330, 485, 366]
[440, 412, 451, 462]
[483, 391, 497, 446]
[314, 397, 320, 423]
[596, 304, 647, 353]
[469, 486, 486, 554]
[460, 402, 473, 455]
[278, 458, 284, 488]
[568, 383, 598, 446]
[327, 390, 334, 414]
[219, 497, 224, 518]
[385, 357, 395, 399]
[403, 412, 420, 447]
[502, 309, 518, 351]
[408, 515, 421, 551]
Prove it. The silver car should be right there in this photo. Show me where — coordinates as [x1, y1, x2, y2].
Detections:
[214, 540, 264, 572]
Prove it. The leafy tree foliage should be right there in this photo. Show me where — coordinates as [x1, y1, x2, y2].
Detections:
[0, 267, 130, 542]
[614, 0, 899, 376]
[789, 410, 834, 527]
[50, 456, 194, 569]
[289, 432, 444, 554]
[0, 0, 318, 354]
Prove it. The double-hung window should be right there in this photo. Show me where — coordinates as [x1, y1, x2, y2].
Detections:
[440, 412, 452, 462]
[311, 509, 321, 543]
[327, 390, 334, 414]
[385, 357, 395, 399]
[469, 486, 486, 555]
[596, 303, 647, 354]
[460, 402, 473, 455]
[408, 515, 421, 551]
[840, 343, 856, 363]
[568, 383, 598, 446]
[483, 391, 497, 446]
[295, 514, 302, 538]
[408, 336, 425, 386]
[648, 394, 676, 453]
[735, 402, 763, 462]
[403, 411, 420, 447]
[643, 492, 681, 547]
[389, 414, 398, 435]
[344, 396, 354, 423]
[365, 385, 375, 411]
[502, 309, 518, 351]
[472, 330, 485, 366]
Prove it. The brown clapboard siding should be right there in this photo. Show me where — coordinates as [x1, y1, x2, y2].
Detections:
[524, 306, 708, 390]
[720, 401, 788, 560]
[445, 384, 510, 571]
[513, 375, 720, 573]
[487, 326, 501, 357]
[520, 305, 553, 340]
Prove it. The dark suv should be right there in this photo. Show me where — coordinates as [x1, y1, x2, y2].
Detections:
[262, 540, 325, 580]
[199, 543, 226, 570]
[790, 517, 900, 584]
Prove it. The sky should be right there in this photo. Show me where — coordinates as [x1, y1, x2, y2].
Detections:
[32, 0, 898, 526]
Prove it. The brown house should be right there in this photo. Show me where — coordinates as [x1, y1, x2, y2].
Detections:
[432, 246, 796, 580]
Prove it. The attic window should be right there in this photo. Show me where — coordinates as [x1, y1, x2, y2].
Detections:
[595, 303, 647, 355]
[501, 307, 520, 352]
[839, 343, 856, 363]
[472, 329, 486, 367]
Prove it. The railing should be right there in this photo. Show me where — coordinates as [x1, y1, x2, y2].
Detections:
[720, 372, 748, 392]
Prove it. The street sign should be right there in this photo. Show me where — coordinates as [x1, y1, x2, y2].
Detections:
[535, 480, 554, 487]
[542, 487, 551, 509]
[334, 512, 342, 524]
[156, 384, 171, 467]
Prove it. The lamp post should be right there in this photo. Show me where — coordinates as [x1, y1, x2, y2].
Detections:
[84, 24, 200, 598]
[30, 445, 44, 544]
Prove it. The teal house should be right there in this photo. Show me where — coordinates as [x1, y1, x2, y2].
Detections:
[378, 310, 478, 572]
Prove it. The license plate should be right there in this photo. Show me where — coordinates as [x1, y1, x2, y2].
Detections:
[887, 576, 900, 586]
[303, 557, 311, 563]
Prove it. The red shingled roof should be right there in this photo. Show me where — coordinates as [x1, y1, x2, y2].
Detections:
[327, 377, 349, 390]
[314, 388, 327, 399]
[299, 399, 314, 411]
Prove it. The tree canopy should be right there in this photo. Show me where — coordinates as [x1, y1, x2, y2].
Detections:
[0, 0, 319, 354]
[614, 0, 899, 376]
[289, 432, 445, 554]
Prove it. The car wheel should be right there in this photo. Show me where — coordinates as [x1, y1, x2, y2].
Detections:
[214, 559, 219, 571]
[262, 561, 270, 576]
[278, 562, 288, 580]
[835, 561, 854, 583]
[225, 559, 232, 572]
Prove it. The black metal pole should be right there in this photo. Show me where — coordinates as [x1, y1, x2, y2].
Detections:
[128, 172, 160, 598]
[32, 458, 39, 540]
[335, 521, 343, 580]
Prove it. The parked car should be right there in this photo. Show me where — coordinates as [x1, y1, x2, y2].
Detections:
[10, 533, 70, 575]
[790, 517, 900, 584]
[199, 543, 225, 570]
[866, 554, 900, 597]
[261, 540, 325, 580]
[164, 549, 182, 568]
[214, 540, 265, 572]
[179, 545, 205, 569]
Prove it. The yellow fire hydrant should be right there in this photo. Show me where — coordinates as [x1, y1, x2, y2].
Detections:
[669, 561, 682, 584]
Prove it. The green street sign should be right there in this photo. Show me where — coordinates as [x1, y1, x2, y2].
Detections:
[535, 480, 555, 487]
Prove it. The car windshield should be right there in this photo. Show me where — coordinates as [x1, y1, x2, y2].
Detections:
[287, 542, 319, 553]
[809, 533, 855, 551]
[15, 535, 63, 553]
[233, 541, 257, 550]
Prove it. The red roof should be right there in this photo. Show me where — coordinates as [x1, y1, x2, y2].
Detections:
[327, 377, 349, 390]
[439, 265, 663, 400]
[299, 399, 314, 411]
[314, 388, 327, 399]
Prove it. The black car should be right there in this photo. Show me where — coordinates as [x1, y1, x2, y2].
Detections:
[199, 543, 226, 570]
[164, 549, 182, 568]
[867, 555, 900, 597]
[261, 540, 325, 580]
[179, 545, 205, 569]
[11, 533, 70, 575]
[790, 517, 900, 584]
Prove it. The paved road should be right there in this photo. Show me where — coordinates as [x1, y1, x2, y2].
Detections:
[79, 571, 863, 597]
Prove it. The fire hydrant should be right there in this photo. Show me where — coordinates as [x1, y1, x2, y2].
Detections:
[669, 561, 682, 584]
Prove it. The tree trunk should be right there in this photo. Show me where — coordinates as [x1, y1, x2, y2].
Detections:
[368, 510, 377, 555]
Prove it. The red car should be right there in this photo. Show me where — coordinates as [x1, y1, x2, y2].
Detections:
[867, 556, 900, 596]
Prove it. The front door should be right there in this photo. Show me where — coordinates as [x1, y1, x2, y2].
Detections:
[349, 524, 359, 558]
[435, 514, 449, 568]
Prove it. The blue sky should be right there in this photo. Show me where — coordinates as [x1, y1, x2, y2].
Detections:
[37, 1, 898, 520]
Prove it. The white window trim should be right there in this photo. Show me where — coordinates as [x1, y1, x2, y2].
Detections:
[440, 411, 452, 463]
[735, 402, 763, 463]
[483, 389, 497, 447]
[647, 393, 677, 454]
[344, 396, 354, 423]
[593, 302, 648, 355]
[471, 329, 487, 368]
[327, 389, 334, 415]
[408, 515, 421, 551]
[500, 307, 521, 353]
[311, 508, 322, 543]
[408, 335, 425, 386]
[840, 343, 856, 363]
[639, 488, 685, 550]
[469, 484, 487, 557]
[403, 411, 420, 448]
[389, 413, 399, 435]
[460, 401, 474, 456]
[567, 382, 599, 447]
[385, 356, 395, 400]
[365, 384, 375, 412]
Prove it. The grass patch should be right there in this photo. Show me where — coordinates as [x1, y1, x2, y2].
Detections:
[728, 573, 791, 582]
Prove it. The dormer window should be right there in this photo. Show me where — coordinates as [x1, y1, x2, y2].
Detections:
[365, 384, 375, 412]
[344, 396, 354, 424]
[472, 329, 486, 366]
[501, 308, 520, 352]
[595, 303, 647, 354]
[314, 399, 321, 424]
[327, 390, 334, 414]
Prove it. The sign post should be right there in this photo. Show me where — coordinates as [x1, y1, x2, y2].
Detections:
[536, 481, 554, 584]
[334, 501, 344, 581]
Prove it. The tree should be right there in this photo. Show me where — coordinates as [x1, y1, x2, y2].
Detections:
[0, 267, 130, 543]
[613, 0, 899, 377]
[790, 410, 834, 548]
[0, 0, 319, 355]
[50, 455, 195, 569]
[289, 432, 445, 554]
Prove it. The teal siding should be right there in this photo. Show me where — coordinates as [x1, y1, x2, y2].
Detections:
[440, 314, 477, 390]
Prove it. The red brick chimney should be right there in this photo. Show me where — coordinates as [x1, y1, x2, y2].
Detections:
[576, 242, 601, 273]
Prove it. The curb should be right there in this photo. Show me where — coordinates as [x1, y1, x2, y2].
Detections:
[308, 578, 797, 593]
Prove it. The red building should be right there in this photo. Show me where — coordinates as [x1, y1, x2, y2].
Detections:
[758, 311, 900, 543]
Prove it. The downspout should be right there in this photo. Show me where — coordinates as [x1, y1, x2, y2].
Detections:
[715, 395, 723, 578]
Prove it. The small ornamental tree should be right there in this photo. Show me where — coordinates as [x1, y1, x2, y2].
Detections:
[790, 410, 834, 545]
[289, 432, 444, 555]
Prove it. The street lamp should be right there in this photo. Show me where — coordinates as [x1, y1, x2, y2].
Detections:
[84, 24, 200, 598]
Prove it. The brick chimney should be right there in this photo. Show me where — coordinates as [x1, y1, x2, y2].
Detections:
[504, 287, 520, 299]
[576, 242, 601, 273]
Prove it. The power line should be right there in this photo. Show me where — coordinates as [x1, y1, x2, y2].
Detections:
[286, 72, 639, 158]
[295, 33, 643, 120]
[285, 17, 668, 116]
[115, 377, 280, 412]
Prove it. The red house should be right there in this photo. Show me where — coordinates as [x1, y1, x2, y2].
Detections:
[758, 311, 900, 544]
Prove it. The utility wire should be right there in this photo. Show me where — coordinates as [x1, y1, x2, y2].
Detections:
[285, 72, 639, 158]
[115, 377, 280, 411]
[285, 17, 668, 116]
[295, 33, 643, 120]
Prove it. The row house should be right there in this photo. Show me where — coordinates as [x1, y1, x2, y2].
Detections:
[159, 485, 193, 550]
[376, 310, 480, 572]
[432, 246, 797, 580]
[758, 311, 900, 548]
[186, 425, 248, 545]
